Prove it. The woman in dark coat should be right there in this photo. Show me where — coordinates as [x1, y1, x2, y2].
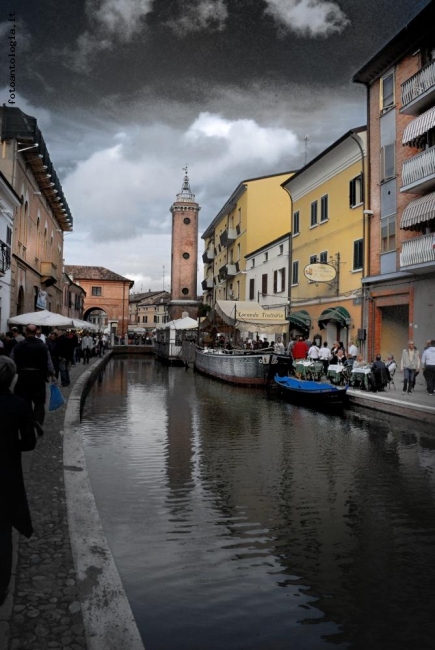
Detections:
[0, 356, 37, 605]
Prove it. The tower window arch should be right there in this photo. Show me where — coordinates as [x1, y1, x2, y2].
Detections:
[183, 217, 191, 225]
[182, 288, 189, 295]
[183, 252, 190, 259]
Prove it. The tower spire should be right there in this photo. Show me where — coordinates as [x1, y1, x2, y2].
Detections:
[176, 165, 195, 202]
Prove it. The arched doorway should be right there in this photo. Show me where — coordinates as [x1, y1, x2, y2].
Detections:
[84, 307, 108, 332]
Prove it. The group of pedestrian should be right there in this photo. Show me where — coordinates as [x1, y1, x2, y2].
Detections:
[0, 322, 112, 606]
[400, 339, 435, 395]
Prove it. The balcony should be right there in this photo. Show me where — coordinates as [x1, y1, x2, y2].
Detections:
[201, 278, 213, 290]
[202, 246, 215, 264]
[401, 60, 435, 115]
[400, 232, 435, 271]
[219, 263, 237, 281]
[219, 228, 237, 248]
[0, 240, 11, 275]
[401, 146, 435, 193]
[40, 261, 58, 286]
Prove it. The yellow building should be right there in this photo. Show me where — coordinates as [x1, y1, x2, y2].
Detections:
[282, 128, 368, 350]
[201, 171, 295, 307]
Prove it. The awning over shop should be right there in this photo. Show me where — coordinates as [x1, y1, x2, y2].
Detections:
[400, 191, 435, 230]
[287, 309, 311, 331]
[318, 306, 351, 329]
[402, 105, 435, 145]
[201, 301, 287, 334]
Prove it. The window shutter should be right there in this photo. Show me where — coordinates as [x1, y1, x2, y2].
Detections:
[273, 270, 278, 293]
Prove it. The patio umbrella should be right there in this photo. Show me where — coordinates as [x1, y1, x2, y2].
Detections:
[8, 310, 75, 328]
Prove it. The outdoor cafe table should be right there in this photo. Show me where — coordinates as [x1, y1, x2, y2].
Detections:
[350, 367, 372, 390]
[295, 360, 323, 380]
[327, 363, 346, 385]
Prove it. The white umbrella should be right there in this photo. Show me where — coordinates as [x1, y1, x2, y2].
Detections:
[8, 310, 75, 328]
[72, 318, 98, 331]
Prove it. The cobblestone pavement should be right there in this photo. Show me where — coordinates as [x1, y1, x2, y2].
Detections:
[0, 358, 99, 650]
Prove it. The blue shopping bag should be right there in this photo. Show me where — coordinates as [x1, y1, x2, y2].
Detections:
[49, 382, 65, 411]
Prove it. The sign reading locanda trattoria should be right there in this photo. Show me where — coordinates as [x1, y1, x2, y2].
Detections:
[304, 263, 337, 283]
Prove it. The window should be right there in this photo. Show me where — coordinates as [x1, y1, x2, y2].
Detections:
[381, 145, 395, 181]
[381, 215, 396, 252]
[251, 259, 255, 268]
[280, 267, 286, 293]
[310, 201, 318, 227]
[309, 255, 317, 264]
[381, 72, 394, 111]
[249, 278, 255, 300]
[6, 226, 12, 245]
[273, 270, 278, 293]
[183, 217, 191, 224]
[320, 195, 328, 222]
[293, 211, 300, 235]
[319, 251, 328, 264]
[143, 316, 148, 323]
[292, 261, 299, 285]
[353, 240, 363, 270]
[261, 273, 268, 296]
[154, 315, 158, 323]
[264, 252, 268, 262]
[91, 286, 102, 296]
[279, 244, 284, 255]
[183, 252, 190, 259]
[349, 174, 364, 207]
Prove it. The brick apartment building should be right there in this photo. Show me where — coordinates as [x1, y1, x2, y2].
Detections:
[354, 0, 435, 362]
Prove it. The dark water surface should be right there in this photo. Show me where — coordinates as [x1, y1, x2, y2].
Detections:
[80, 358, 435, 650]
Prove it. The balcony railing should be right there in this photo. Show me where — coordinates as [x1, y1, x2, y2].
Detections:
[401, 146, 435, 193]
[0, 240, 11, 275]
[201, 278, 213, 290]
[400, 232, 435, 268]
[219, 228, 237, 248]
[218, 263, 237, 280]
[40, 260, 58, 286]
[401, 60, 435, 114]
[202, 246, 215, 264]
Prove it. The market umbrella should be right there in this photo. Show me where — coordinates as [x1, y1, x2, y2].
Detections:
[8, 310, 75, 328]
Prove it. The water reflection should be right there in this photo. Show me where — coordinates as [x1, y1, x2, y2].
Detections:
[81, 358, 435, 650]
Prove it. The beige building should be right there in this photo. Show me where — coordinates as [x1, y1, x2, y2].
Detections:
[0, 106, 72, 317]
[129, 290, 170, 333]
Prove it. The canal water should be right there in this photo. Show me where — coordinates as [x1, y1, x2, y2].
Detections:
[80, 357, 435, 650]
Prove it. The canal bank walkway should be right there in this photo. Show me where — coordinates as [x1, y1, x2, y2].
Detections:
[1, 354, 435, 650]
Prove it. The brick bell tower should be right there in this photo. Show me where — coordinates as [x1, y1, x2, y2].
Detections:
[169, 167, 200, 320]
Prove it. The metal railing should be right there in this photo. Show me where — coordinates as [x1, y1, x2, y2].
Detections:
[401, 60, 435, 107]
[0, 240, 11, 275]
[400, 232, 435, 267]
[402, 146, 435, 188]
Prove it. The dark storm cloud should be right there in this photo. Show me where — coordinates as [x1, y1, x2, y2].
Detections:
[0, 0, 431, 290]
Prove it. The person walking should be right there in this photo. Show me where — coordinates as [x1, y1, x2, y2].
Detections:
[421, 339, 435, 395]
[81, 330, 94, 364]
[11, 324, 55, 425]
[53, 329, 71, 387]
[400, 340, 421, 395]
[0, 356, 37, 605]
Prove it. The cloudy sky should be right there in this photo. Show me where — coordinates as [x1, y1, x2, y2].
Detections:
[0, 0, 430, 292]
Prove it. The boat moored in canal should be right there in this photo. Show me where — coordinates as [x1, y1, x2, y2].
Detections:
[194, 347, 291, 386]
[274, 373, 348, 407]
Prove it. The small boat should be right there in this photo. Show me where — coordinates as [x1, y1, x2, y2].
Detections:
[274, 374, 348, 407]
